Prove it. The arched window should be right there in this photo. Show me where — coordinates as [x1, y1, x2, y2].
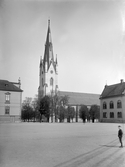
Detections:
[117, 100, 122, 108]
[103, 102, 107, 109]
[110, 101, 114, 109]
[50, 77, 53, 86]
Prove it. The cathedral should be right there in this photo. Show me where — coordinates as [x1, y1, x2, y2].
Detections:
[38, 20, 100, 122]
[38, 20, 58, 97]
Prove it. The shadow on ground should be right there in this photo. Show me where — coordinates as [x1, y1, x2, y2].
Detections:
[54, 139, 122, 167]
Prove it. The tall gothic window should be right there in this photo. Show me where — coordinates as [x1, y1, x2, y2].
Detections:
[42, 78, 43, 86]
[103, 102, 107, 109]
[109, 101, 114, 109]
[50, 77, 53, 86]
[117, 100, 122, 108]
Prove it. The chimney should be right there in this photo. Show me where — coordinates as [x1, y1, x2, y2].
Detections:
[120, 79, 124, 83]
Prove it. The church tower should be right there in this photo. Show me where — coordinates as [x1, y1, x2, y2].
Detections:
[39, 20, 58, 97]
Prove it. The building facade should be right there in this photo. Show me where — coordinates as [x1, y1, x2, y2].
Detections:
[0, 79, 23, 122]
[100, 80, 125, 123]
[38, 20, 58, 98]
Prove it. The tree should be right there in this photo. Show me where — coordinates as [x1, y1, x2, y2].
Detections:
[31, 95, 39, 122]
[58, 95, 69, 122]
[50, 94, 69, 122]
[58, 106, 65, 122]
[39, 95, 50, 122]
[79, 105, 88, 123]
[89, 105, 100, 123]
[21, 97, 33, 122]
[66, 106, 75, 123]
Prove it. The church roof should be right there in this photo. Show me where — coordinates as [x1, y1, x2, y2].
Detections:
[100, 81, 125, 99]
[58, 91, 100, 106]
[0, 80, 23, 92]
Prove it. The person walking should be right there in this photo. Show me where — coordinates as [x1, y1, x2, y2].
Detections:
[118, 125, 123, 148]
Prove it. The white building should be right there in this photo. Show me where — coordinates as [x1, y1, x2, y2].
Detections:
[100, 80, 125, 123]
[0, 79, 23, 122]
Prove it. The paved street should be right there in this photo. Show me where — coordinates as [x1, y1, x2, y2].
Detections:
[0, 122, 125, 167]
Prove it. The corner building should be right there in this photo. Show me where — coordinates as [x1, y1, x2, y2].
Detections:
[100, 80, 125, 123]
[0, 79, 23, 122]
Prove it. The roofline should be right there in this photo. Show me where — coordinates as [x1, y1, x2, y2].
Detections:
[58, 90, 100, 96]
[0, 89, 23, 92]
[100, 94, 124, 99]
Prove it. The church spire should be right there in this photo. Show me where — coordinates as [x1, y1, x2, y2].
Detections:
[43, 19, 54, 71]
[39, 20, 58, 98]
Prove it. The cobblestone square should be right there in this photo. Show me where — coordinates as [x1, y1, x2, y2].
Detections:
[0, 122, 125, 167]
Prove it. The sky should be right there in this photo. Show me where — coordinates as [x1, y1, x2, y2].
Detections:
[0, 0, 125, 100]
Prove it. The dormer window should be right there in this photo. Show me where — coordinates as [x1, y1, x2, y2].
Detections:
[5, 84, 8, 87]
[5, 92, 10, 103]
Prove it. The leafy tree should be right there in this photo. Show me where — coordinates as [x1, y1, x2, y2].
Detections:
[21, 97, 33, 122]
[31, 95, 39, 122]
[50, 94, 69, 122]
[89, 105, 100, 123]
[66, 106, 75, 123]
[39, 95, 50, 122]
[79, 105, 88, 123]
[58, 106, 65, 122]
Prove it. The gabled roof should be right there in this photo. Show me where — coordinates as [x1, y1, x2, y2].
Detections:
[100, 82, 125, 99]
[0, 80, 23, 92]
[58, 91, 100, 106]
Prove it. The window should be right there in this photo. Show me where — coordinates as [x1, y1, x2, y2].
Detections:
[117, 112, 122, 118]
[103, 102, 107, 109]
[110, 112, 114, 118]
[110, 101, 114, 109]
[117, 100, 122, 108]
[5, 92, 10, 103]
[5, 106, 10, 115]
[50, 77, 53, 86]
[103, 112, 107, 118]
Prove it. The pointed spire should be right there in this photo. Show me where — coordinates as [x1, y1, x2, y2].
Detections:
[40, 56, 42, 67]
[43, 19, 54, 71]
[55, 54, 58, 65]
[48, 19, 50, 28]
